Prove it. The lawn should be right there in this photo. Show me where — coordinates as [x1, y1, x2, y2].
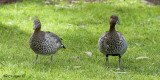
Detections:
[0, 0, 160, 79]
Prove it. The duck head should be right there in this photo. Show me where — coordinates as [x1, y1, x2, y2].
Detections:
[110, 15, 120, 25]
[33, 19, 41, 30]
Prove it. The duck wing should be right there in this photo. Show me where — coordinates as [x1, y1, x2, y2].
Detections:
[45, 31, 65, 49]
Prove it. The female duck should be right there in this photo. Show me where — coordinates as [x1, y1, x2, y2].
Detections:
[98, 15, 127, 69]
[29, 19, 65, 64]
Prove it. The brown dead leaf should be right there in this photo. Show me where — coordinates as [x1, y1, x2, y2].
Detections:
[69, 4, 73, 7]
[85, 51, 92, 56]
[70, 56, 80, 61]
[45, 1, 50, 5]
[76, 56, 80, 61]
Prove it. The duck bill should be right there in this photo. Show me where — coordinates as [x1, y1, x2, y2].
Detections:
[33, 24, 36, 30]
[116, 20, 120, 25]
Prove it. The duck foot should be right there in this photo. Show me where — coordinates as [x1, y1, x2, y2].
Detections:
[106, 55, 108, 66]
[50, 54, 53, 65]
[118, 55, 121, 69]
[35, 54, 38, 64]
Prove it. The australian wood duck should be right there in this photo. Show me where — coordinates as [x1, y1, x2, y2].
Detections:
[29, 19, 65, 64]
[98, 15, 127, 69]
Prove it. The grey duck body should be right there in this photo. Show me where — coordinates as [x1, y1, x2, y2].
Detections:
[98, 15, 127, 69]
[98, 31, 127, 56]
[29, 31, 64, 55]
[29, 19, 65, 64]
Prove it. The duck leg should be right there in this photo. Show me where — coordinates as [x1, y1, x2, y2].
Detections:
[50, 54, 53, 64]
[118, 55, 121, 69]
[106, 55, 108, 66]
[35, 54, 38, 64]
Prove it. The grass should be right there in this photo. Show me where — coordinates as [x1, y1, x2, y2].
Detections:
[0, 0, 160, 79]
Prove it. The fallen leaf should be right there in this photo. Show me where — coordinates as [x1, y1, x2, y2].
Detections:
[114, 72, 127, 74]
[76, 56, 80, 61]
[72, 1, 79, 3]
[73, 66, 81, 69]
[116, 68, 120, 70]
[136, 57, 150, 60]
[70, 56, 80, 61]
[15, 4, 17, 8]
[78, 25, 84, 28]
[45, 1, 50, 5]
[9, 22, 12, 24]
[85, 51, 92, 56]
[29, 16, 32, 20]
[135, 43, 140, 46]
[69, 4, 73, 7]
[152, 40, 156, 44]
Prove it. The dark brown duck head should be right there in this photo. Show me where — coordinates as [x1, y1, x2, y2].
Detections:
[109, 15, 120, 32]
[33, 19, 41, 31]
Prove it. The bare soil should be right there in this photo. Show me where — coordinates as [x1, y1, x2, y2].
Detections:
[145, 0, 160, 5]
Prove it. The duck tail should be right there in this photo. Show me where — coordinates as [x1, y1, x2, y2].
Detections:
[60, 38, 65, 49]
[61, 44, 66, 49]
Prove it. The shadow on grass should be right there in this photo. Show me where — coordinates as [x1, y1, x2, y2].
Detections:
[0, 22, 31, 64]
[0, 22, 31, 48]
[0, 22, 58, 74]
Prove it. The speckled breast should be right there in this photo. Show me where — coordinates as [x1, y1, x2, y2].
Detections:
[98, 32, 127, 55]
[29, 37, 59, 55]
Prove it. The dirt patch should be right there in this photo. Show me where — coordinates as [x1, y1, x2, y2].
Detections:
[0, 0, 23, 4]
[145, 0, 160, 5]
